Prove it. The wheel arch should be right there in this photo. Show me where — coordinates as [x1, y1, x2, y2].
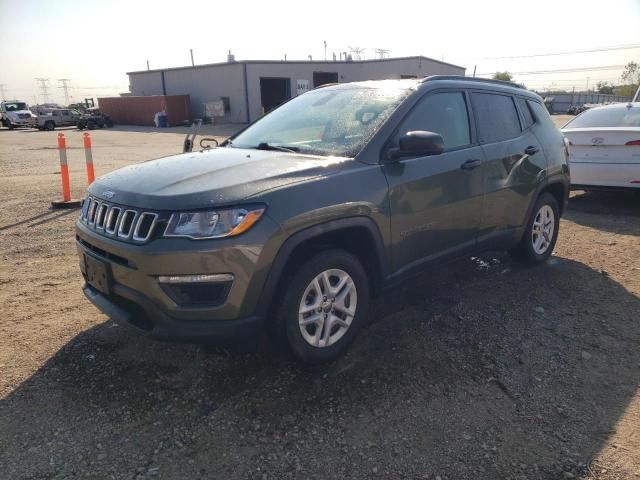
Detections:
[541, 177, 569, 216]
[257, 216, 388, 320]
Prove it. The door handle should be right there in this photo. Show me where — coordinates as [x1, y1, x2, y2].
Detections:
[524, 145, 540, 155]
[460, 159, 482, 170]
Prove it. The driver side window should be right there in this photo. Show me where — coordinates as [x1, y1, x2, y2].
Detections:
[398, 92, 471, 150]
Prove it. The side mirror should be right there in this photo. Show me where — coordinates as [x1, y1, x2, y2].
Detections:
[388, 130, 444, 160]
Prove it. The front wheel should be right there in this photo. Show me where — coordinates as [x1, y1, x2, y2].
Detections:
[275, 249, 369, 364]
[509, 192, 560, 265]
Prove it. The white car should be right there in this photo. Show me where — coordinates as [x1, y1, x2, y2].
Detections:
[562, 102, 640, 190]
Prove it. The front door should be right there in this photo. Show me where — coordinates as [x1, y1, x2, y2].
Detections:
[383, 90, 484, 274]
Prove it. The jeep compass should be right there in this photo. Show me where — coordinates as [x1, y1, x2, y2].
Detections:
[76, 76, 569, 363]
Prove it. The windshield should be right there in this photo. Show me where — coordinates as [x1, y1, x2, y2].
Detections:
[230, 86, 411, 157]
[564, 105, 640, 128]
[4, 102, 28, 112]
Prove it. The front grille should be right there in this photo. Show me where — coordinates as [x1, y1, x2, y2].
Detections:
[80, 196, 159, 243]
[18, 113, 31, 119]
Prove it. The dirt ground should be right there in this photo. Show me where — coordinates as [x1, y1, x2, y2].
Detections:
[0, 117, 639, 480]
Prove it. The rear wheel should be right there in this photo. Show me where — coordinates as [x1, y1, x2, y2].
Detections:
[275, 249, 369, 364]
[87, 120, 96, 130]
[509, 192, 560, 265]
[45, 120, 55, 131]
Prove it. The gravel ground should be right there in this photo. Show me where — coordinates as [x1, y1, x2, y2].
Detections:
[0, 118, 639, 479]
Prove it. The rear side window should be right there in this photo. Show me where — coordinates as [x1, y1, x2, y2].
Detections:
[397, 92, 471, 150]
[471, 93, 521, 142]
[517, 97, 535, 129]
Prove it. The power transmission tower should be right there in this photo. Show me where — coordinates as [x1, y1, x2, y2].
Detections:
[348, 46, 366, 61]
[0, 84, 6, 100]
[373, 48, 390, 59]
[35, 78, 50, 103]
[58, 79, 72, 105]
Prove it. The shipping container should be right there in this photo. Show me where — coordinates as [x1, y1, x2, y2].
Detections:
[97, 95, 191, 126]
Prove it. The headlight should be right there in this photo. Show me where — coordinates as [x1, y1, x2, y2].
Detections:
[163, 206, 265, 239]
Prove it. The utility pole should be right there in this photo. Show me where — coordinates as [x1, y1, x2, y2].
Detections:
[190, 49, 194, 66]
[0, 84, 6, 100]
[586, 76, 590, 91]
[35, 78, 50, 103]
[324, 40, 327, 61]
[472, 65, 477, 77]
[58, 79, 71, 105]
[146, 60, 150, 71]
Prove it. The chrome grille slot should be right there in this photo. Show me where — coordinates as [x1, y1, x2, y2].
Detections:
[87, 200, 98, 225]
[105, 207, 121, 234]
[132, 212, 158, 242]
[82, 196, 158, 243]
[117, 210, 137, 238]
[95, 204, 109, 229]
[81, 197, 91, 220]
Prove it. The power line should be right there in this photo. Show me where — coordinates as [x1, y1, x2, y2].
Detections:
[477, 64, 628, 76]
[58, 79, 72, 105]
[35, 78, 50, 103]
[480, 43, 640, 60]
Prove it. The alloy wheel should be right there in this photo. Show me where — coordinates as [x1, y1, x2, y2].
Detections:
[531, 205, 555, 255]
[298, 269, 357, 348]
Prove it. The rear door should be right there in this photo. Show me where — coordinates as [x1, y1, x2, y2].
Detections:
[470, 92, 547, 244]
[383, 90, 485, 273]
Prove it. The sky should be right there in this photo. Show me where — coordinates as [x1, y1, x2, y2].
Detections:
[1, 0, 639, 105]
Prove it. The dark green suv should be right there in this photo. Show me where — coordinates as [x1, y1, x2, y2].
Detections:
[76, 76, 569, 363]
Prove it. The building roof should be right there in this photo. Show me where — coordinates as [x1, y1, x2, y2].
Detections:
[127, 55, 465, 75]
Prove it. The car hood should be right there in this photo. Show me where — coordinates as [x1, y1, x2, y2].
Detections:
[7, 110, 33, 117]
[89, 147, 352, 210]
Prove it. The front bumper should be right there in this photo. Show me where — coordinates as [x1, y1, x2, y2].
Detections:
[76, 215, 282, 341]
[82, 283, 262, 341]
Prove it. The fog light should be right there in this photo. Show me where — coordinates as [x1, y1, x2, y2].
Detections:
[157, 273, 234, 284]
[157, 274, 234, 306]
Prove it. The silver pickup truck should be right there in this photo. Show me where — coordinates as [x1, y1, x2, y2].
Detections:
[37, 108, 79, 130]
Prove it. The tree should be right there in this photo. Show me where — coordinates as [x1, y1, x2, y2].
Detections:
[596, 81, 615, 95]
[616, 61, 640, 97]
[493, 71, 513, 82]
[621, 61, 639, 85]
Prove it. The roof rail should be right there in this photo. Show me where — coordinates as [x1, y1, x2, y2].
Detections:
[421, 75, 525, 89]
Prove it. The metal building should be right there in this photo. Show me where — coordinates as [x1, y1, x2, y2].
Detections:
[127, 56, 465, 123]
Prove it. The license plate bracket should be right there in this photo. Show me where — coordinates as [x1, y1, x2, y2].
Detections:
[84, 254, 111, 295]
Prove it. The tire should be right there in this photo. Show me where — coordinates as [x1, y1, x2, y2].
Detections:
[87, 121, 96, 130]
[509, 192, 560, 265]
[45, 121, 55, 131]
[274, 249, 369, 364]
[7, 121, 14, 130]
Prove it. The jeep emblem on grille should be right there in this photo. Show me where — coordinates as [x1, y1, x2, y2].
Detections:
[101, 190, 115, 199]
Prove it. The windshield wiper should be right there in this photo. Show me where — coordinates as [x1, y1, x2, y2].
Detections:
[255, 142, 299, 153]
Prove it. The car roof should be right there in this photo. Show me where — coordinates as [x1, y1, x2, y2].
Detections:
[316, 76, 540, 100]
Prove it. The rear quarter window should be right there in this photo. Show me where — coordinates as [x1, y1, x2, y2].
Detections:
[527, 100, 557, 130]
[517, 97, 535, 129]
[471, 92, 521, 143]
